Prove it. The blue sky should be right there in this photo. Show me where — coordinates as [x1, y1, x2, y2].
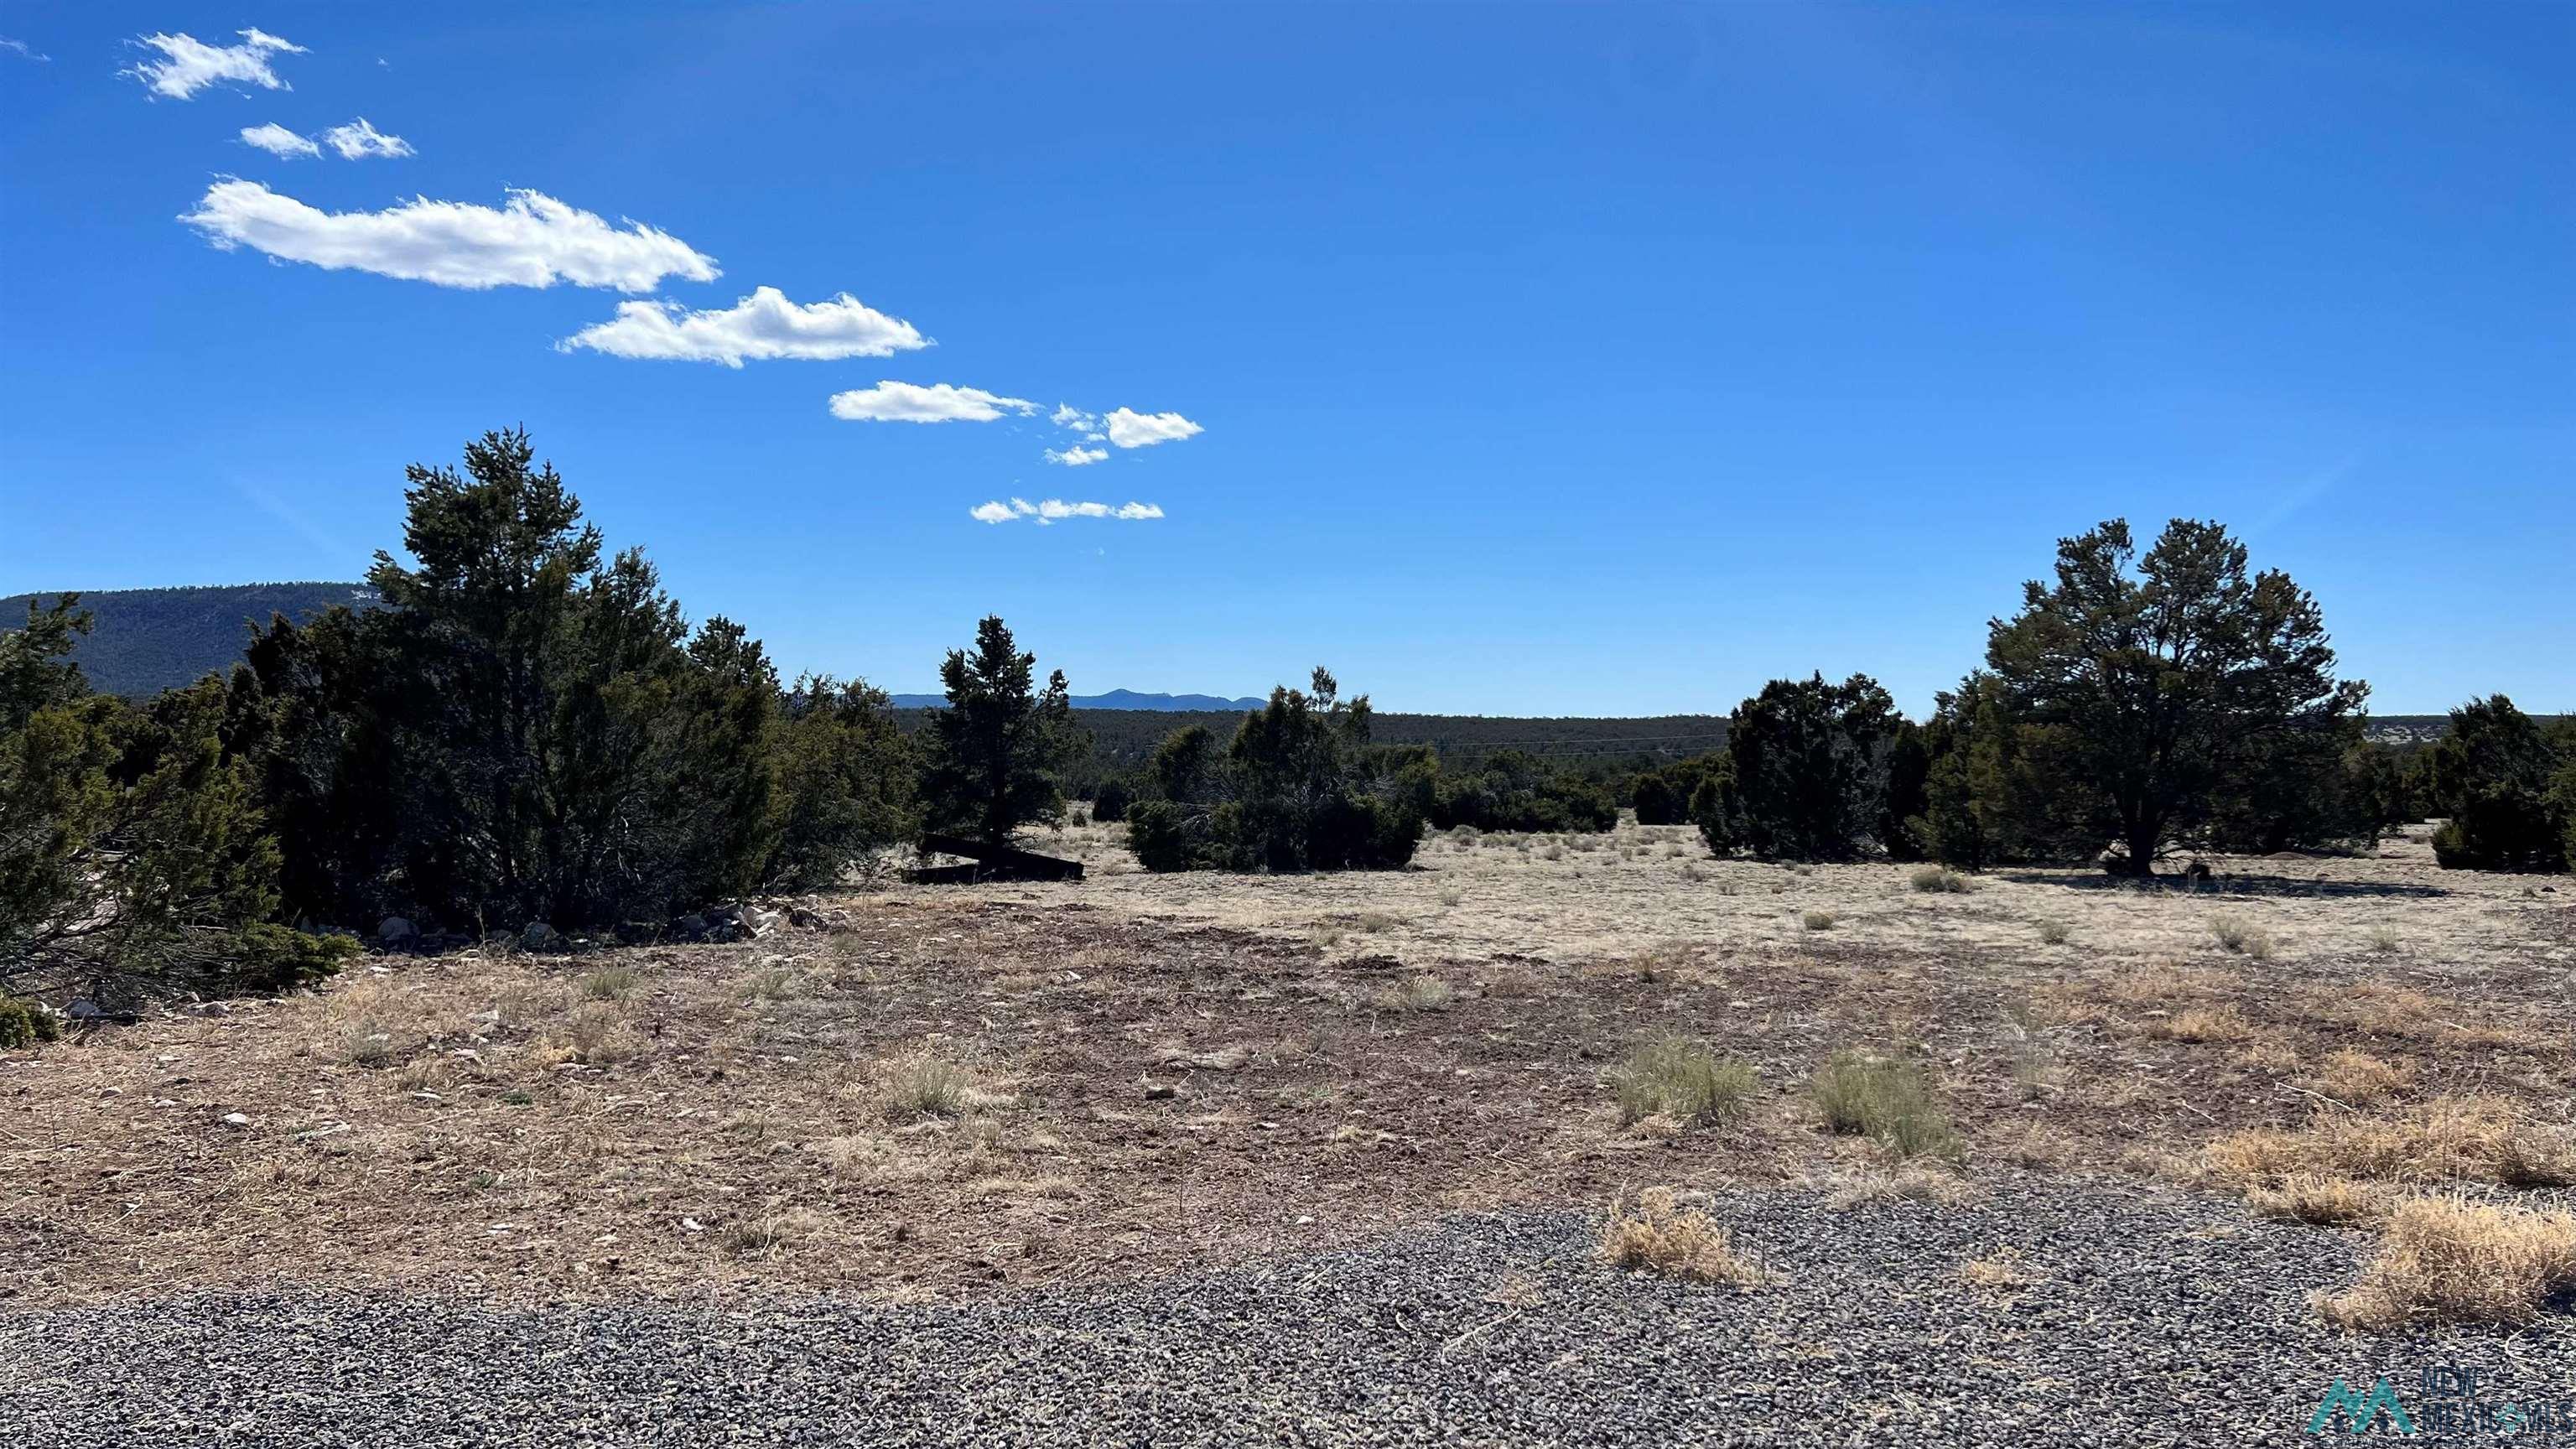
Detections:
[2, 3, 2567, 715]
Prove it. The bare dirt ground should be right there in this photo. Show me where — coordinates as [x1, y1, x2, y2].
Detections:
[6, 822, 2570, 1315]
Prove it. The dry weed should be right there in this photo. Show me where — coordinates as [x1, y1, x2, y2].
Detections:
[2317, 1195, 2576, 1330]
[1599, 1187, 1763, 1286]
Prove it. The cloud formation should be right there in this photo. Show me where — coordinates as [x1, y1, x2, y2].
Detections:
[2, 38, 49, 62]
[972, 497, 1164, 525]
[828, 382, 1036, 423]
[239, 122, 319, 158]
[1104, 407, 1204, 449]
[562, 287, 927, 366]
[125, 29, 304, 100]
[179, 180, 719, 292]
[321, 117, 413, 159]
[1044, 445, 1109, 466]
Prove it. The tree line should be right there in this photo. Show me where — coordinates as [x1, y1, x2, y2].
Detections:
[5, 433, 2568, 1019]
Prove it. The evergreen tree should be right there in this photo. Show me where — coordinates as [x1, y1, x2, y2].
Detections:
[919, 615, 1078, 848]
[1697, 673, 1901, 861]
[1982, 519, 2367, 875]
[2422, 695, 2570, 871]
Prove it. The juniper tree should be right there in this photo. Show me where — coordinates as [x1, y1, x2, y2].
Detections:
[918, 615, 1078, 848]
[1983, 518, 2367, 875]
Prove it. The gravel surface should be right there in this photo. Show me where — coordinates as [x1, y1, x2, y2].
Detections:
[8, 1179, 2570, 1446]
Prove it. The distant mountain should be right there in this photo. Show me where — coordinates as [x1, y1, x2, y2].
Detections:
[1, 583, 377, 698]
[889, 688, 1268, 712]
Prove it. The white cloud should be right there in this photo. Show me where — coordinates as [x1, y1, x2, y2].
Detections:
[828, 382, 1034, 423]
[1044, 445, 1108, 466]
[1049, 403, 1097, 430]
[125, 29, 304, 100]
[239, 122, 318, 158]
[972, 497, 1164, 525]
[561, 287, 927, 366]
[179, 180, 719, 292]
[1104, 407, 1204, 449]
[321, 117, 413, 160]
[2, 38, 50, 62]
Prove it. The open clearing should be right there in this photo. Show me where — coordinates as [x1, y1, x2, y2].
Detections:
[8, 823, 2574, 1444]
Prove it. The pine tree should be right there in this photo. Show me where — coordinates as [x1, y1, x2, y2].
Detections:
[919, 616, 1078, 848]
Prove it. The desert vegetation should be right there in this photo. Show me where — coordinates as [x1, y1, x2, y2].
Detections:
[4, 453, 2573, 1353]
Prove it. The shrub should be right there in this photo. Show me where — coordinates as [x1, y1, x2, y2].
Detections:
[1810, 1051, 1961, 1160]
[1091, 777, 1131, 823]
[1599, 1187, 1761, 1285]
[2210, 914, 2275, 958]
[2319, 1195, 2576, 1330]
[582, 966, 639, 1001]
[1909, 865, 1975, 894]
[880, 1054, 969, 1120]
[1427, 750, 1619, 834]
[1375, 975, 1454, 1013]
[1125, 671, 1421, 874]
[0, 997, 60, 1048]
[1613, 1037, 1756, 1127]
[2036, 918, 2070, 946]
[1800, 909, 1836, 932]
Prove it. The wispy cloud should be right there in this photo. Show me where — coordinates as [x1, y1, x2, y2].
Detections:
[563, 287, 927, 366]
[124, 29, 304, 100]
[1104, 406, 1203, 449]
[239, 122, 319, 158]
[1, 38, 50, 63]
[972, 497, 1164, 525]
[828, 382, 1034, 423]
[1044, 445, 1108, 466]
[179, 180, 719, 292]
[320, 117, 413, 159]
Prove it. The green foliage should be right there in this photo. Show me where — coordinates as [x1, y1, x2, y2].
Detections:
[1696, 673, 1902, 861]
[2422, 696, 2571, 872]
[1976, 518, 2369, 875]
[1090, 776, 1131, 823]
[918, 615, 1080, 848]
[766, 676, 917, 891]
[1425, 749, 1618, 834]
[226, 428, 901, 932]
[0, 995, 60, 1047]
[1125, 669, 1421, 873]
[3, 602, 328, 1004]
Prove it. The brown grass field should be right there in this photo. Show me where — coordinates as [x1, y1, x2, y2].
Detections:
[4, 821, 2571, 1324]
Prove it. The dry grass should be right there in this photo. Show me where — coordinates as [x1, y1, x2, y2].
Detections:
[2150, 1005, 2254, 1044]
[2318, 1195, 2576, 1330]
[1956, 1248, 2033, 1293]
[2244, 1174, 2386, 1227]
[879, 1053, 971, 1121]
[1598, 1187, 1763, 1286]
[1909, 866, 1976, 895]
[1373, 974, 1455, 1013]
[2207, 1096, 2576, 1192]
[1610, 1037, 1756, 1129]
[1800, 909, 1836, 932]
[2309, 1049, 2413, 1106]
[1809, 1051, 1961, 1161]
[2209, 913, 2276, 960]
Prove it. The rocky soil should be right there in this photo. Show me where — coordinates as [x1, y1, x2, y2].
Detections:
[10, 1179, 2567, 1447]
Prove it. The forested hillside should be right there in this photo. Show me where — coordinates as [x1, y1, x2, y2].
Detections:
[1, 584, 376, 698]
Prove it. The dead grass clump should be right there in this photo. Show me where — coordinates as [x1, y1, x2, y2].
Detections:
[721, 1208, 826, 1259]
[1809, 1051, 1961, 1161]
[1612, 1036, 1756, 1128]
[540, 1005, 641, 1067]
[2035, 918, 2071, 946]
[2312, 1049, 2413, 1106]
[1957, 1249, 2033, 1293]
[2150, 1005, 2253, 1044]
[880, 1053, 970, 1121]
[2208, 1096, 2576, 1191]
[581, 966, 639, 1001]
[1374, 975, 1455, 1013]
[1800, 909, 1836, 932]
[2317, 1195, 2576, 1331]
[2365, 925, 2402, 956]
[1823, 1166, 1973, 1208]
[2245, 1174, 2385, 1227]
[2210, 913, 2276, 960]
[1909, 866, 1975, 895]
[743, 965, 798, 1001]
[1599, 1187, 1762, 1286]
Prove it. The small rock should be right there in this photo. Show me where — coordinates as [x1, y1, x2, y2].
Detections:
[1143, 1082, 1177, 1100]
[220, 1112, 252, 1129]
[377, 916, 418, 947]
[521, 921, 566, 953]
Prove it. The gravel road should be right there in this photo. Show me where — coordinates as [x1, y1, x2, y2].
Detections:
[8, 1179, 2569, 1446]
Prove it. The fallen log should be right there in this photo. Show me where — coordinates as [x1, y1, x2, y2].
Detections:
[906, 833, 1087, 884]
